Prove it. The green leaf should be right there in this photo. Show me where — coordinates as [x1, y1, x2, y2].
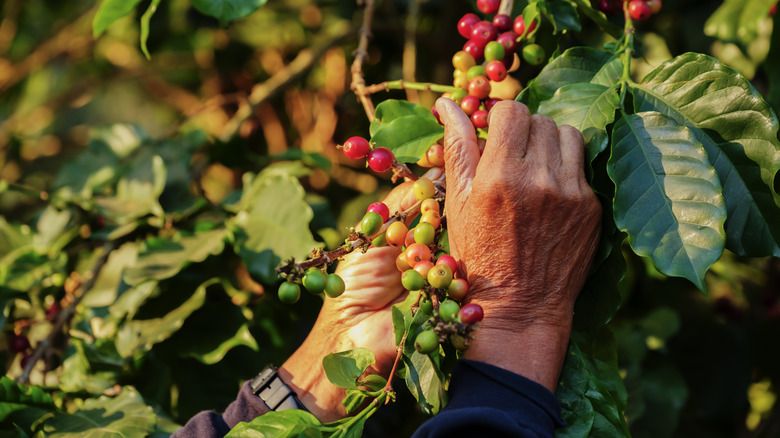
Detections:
[402, 350, 447, 415]
[123, 229, 228, 286]
[115, 279, 212, 358]
[609, 112, 727, 290]
[93, 154, 166, 225]
[229, 171, 319, 284]
[93, 0, 145, 37]
[704, 0, 775, 46]
[630, 53, 780, 257]
[359, 374, 387, 391]
[545, 0, 582, 34]
[342, 389, 369, 415]
[190, 0, 268, 26]
[0, 377, 55, 423]
[573, 231, 626, 331]
[569, 0, 622, 39]
[322, 348, 376, 390]
[41, 387, 155, 437]
[139, 0, 162, 60]
[226, 409, 321, 437]
[538, 83, 620, 162]
[765, 11, 780, 131]
[369, 100, 444, 163]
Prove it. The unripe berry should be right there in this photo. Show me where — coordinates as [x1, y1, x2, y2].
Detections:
[7, 334, 30, 353]
[458, 303, 484, 325]
[492, 14, 512, 32]
[405, 228, 417, 247]
[477, 0, 500, 14]
[367, 202, 390, 222]
[471, 21, 498, 47]
[466, 65, 487, 81]
[435, 255, 459, 275]
[414, 222, 436, 245]
[628, 0, 652, 20]
[419, 297, 434, 315]
[302, 267, 327, 293]
[396, 252, 412, 271]
[453, 75, 469, 90]
[428, 264, 453, 290]
[415, 330, 439, 354]
[405, 243, 432, 268]
[324, 273, 346, 298]
[486, 60, 507, 82]
[468, 76, 491, 100]
[439, 299, 460, 323]
[367, 147, 394, 172]
[413, 177, 436, 200]
[450, 88, 468, 103]
[447, 278, 470, 300]
[484, 41, 505, 62]
[421, 211, 441, 229]
[471, 110, 489, 129]
[413, 260, 434, 279]
[522, 44, 546, 65]
[278, 282, 301, 304]
[450, 334, 469, 351]
[386, 221, 408, 247]
[402, 269, 426, 291]
[371, 233, 387, 247]
[452, 51, 476, 71]
[426, 144, 445, 167]
[457, 13, 480, 39]
[421, 198, 440, 215]
[360, 211, 383, 236]
[342, 137, 370, 160]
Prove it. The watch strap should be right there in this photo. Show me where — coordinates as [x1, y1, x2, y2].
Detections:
[249, 365, 307, 411]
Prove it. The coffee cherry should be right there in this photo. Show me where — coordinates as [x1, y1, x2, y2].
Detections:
[450, 88, 468, 103]
[426, 144, 445, 167]
[367, 147, 394, 172]
[46, 302, 62, 320]
[361, 212, 383, 236]
[372, 233, 387, 247]
[421, 211, 441, 229]
[366, 202, 390, 222]
[484, 41, 505, 62]
[447, 278, 470, 300]
[278, 282, 301, 304]
[628, 0, 651, 20]
[492, 14, 512, 32]
[458, 303, 484, 325]
[7, 334, 30, 353]
[471, 21, 498, 47]
[405, 228, 417, 247]
[771, 2, 777, 16]
[435, 255, 459, 275]
[428, 264, 453, 290]
[419, 297, 434, 315]
[343, 136, 370, 160]
[463, 40, 485, 63]
[402, 269, 426, 291]
[477, 0, 500, 14]
[417, 150, 434, 167]
[421, 198, 440, 215]
[413, 177, 436, 200]
[513, 15, 526, 36]
[302, 267, 327, 293]
[484, 97, 501, 111]
[439, 299, 460, 323]
[396, 252, 412, 271]
[386, 221, 408, 247]
[450, 334, 469, 351]
[415, 329, 439, 354]
[468, 76, 491, 99]
[452, 50, 476, 71]
[486, 60, 507, 82]
[471, 110, 489, 129]
[431, 107, 443, 125]
[405, 243, 432, 268]
[460, 95, 481, 116]
[324, 273, 346, 298]
[413, 260, 434, 278]
[453, 75, 469, 90]
[20, 354, 33, 369]
[414, 222, 436, 245]
[457, 13, 481, 39]
[496, 31, 519, 54]
[522, 44, 546, 65]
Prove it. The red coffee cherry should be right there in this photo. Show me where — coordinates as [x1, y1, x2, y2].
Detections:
[471, 21, 498, 47]
[342, 136, 370, 160]
[367, 147, 394, 172]
[492, 14, 513, 32]
[628, 0, 652, 20]
[458, 13, 481, 39]
[477, 0, 500, 14]
[458, 303, 485, 325]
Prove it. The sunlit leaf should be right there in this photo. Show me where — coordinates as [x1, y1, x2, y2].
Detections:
[93, 0, 145, 37]
[0, 377, 55, 423]
[226, 409, 321, 437]
[322, 348, 376, 390]
[370, 100, 444, 163]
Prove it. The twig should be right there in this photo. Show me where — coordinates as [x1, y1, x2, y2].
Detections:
[350, 0, 378, 121]
[498, 0, 515, 16]
[17, 242, 115, 384]
[220, 26, 353, 141]
[381, 292, 422, 399]
[363, 80, 460, 95]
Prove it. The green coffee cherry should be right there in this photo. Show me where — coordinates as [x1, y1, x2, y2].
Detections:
[324, 273, 346, 298]
[402, 270, 426, 291]
[361, 212, 383, 236]
[302, 268, 327, 293]
[278, 282, 301, 304]
[415, 329, 439, 354]
[439, 299, 460, 323]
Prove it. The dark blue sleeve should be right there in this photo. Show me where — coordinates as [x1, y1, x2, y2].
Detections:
[171, 381, 270, 438]
[411, 359, 564, 438]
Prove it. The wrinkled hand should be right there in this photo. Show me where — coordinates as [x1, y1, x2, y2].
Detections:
[435, 98, 602, 391]
[279, 169, 440, 421]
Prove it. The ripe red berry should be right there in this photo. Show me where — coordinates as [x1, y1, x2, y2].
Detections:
[458, 13, 481, 39]
[460, 95, 481, 116]
[484, 97, 501, 111]
[468, 76, 491, 99]
[496, 31, 519, 54]
[458, 303, 484, 325]
[471, 21, 498, 47]
[447, 278, 470, 300]
[492, 14, 512, 32]
[436, 255, 459, 275]
[771, 3, 777, 16]
[513, 15, 526, 36]
[477, 0, 500, 14]
[342, 136, 370, 160]
[628, 0, 651, 20]
[7, 333, 30, 353]
[405, 243, 432, 268]
[20, 354, 32, 369]
[463, 40, 485, 63]
[367, 147, 394, 172]
[471, 110, 489, 129]
[367, 202, 390, 222]
[431, 107, 443, 125]
[486, 60, 507, 82]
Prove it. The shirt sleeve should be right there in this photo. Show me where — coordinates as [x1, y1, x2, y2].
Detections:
[411, 359, 565, 438]
[171, 381, 270, 438]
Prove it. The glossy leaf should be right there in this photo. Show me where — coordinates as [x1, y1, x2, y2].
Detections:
[191, 0, 269, 26]
[369, 100, 444, 163]
[41, 387, 155, 437]
[631, 53, 780, 257]
[93, 0, 144, 37]
[226, 409, 321, 437]
[0, 377, 55, 423]
[765, 12, 780, 131]
[609, 112, 727, 290]
[538, 82, 620, 162]
[322, 348, 376, 390]
[573, 230, 627, 331]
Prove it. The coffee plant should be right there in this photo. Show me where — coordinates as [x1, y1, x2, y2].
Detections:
[1, 0, 780, 437]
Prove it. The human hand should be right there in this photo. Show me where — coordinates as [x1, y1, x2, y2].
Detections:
[279, 168, 441, 421]
[434, 98, 602, 391]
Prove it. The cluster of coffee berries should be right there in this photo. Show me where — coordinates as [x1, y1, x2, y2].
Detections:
[341, 136, 395, 173]
[7, 332, 33, 368]
[278, 269, 346, 304]
[447, 8, 541, 130]
[594, 0, 661, 21]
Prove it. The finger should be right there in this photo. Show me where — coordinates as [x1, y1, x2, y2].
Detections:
[526, 114, 561, 167]
[477, 101, 531, 178]
[558, 125, 587, 186]
[435, 98, 480, 203]
[382, 168, 442, 214]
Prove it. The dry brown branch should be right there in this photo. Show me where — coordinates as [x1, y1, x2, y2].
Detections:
[350, 0, 378, 121]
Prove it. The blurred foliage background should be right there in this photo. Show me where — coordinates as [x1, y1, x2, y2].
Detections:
[1, 0, 780, 437]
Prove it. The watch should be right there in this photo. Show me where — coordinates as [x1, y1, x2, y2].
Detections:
[249, 364, 308, 411]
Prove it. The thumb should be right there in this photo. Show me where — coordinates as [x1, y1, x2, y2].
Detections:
[435, 98, 479, 204]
